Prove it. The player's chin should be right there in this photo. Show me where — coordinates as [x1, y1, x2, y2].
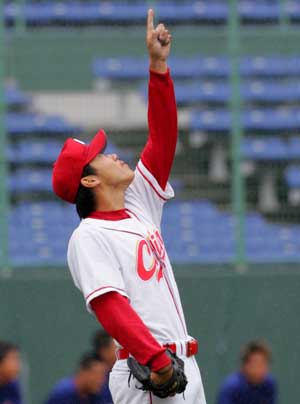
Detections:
[127, 168, 135, 182]
[122, 167, 135, 185]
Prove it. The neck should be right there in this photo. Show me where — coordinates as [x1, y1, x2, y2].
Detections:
[94, 186, 126, 212]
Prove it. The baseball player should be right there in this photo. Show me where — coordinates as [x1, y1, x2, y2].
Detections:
[52, 9, 206, 404]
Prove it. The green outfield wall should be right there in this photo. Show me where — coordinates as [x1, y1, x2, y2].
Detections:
[1, 265, 299, 404]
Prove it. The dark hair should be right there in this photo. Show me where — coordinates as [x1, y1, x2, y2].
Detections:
[92, 330, 113, 354]
[75, 164, 96, 219]
[0, 341, 18, 363]
[78, 351, 102, 371]
[241, 340, 271, 365]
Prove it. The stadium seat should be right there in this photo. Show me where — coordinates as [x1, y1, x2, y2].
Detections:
[5, 2, 225, 25]
[5, 1, 300, 26]
[9, 200, 300, 265]
[242, 137, 289, 160]
[190, 108, 300, 132]
[142, 80, 300, 105]
[7, 139, 130, 164]
[5, 84, 31, 108]
[239, 2, 280, 22]
[285, 165, 300, 188]
[7, 113, 81, 135]
[93, 56, 300, 81]
[9, 140, 63, 163]
[9, 168, 52, 192]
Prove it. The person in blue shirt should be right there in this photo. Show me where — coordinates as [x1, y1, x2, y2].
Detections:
[0, 341, 22, 404]
[92, 330, 115, 403]
[45, 352, 111, 404]
[217, 340, 277, 404]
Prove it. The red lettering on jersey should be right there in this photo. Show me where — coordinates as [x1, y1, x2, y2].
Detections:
[136, 239, 157, 281]
[136, 230, 166, 283]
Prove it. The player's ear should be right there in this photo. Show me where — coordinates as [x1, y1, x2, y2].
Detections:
[81, 175, 101, 188]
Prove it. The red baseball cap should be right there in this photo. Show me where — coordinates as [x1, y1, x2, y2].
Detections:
[52, 129, 107, 203]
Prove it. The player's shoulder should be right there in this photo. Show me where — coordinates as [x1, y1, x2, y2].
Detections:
[69, 219, 105, 244]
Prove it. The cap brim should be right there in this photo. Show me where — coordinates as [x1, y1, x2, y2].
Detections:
[85, 129, 107, 165]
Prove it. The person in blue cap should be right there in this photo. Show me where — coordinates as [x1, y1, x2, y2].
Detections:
[217, 340, 277, 404]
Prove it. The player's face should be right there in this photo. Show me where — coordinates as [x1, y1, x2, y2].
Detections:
[90, 153, 135, 188]
[243, 353, 270, 385]
[0, 350, 21, 382]
[85, 362, 108, 394]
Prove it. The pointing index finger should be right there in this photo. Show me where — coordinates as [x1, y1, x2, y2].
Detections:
[147, 9, 154, 32]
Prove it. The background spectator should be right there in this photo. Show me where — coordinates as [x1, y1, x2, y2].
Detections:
[92, 330, 115, 403]
[217, 340, 277, 404]
[0, 341, 22, 404]
[45, 352, 109, 404]
[92, 330, 116, 371]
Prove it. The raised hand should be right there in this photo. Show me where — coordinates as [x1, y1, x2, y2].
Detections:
[146, 9, 172, 73]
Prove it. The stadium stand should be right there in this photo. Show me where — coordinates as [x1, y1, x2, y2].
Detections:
[5, 1, 300, 266]
[93, 56, 300, 80]
[4, 1, 300, 27]
[8, 51, 300, 264]
[9, 199, 300, 266]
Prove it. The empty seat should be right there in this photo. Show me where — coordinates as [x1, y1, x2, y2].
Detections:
[8, 200, 300, 265]
[242, 137, 289, 160]
[5, 84, 31, 108]
[285, 165, 300, 188]
[93, 56, 300, 81]
[7, 113, 80, 135]
[191, 108, 300, 132]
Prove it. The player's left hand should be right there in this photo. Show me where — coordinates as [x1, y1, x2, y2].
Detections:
[147, 9, 172, 64]
[127, 349, 188, 399]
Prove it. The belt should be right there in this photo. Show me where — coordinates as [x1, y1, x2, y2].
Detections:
[116, 339, 198, 360]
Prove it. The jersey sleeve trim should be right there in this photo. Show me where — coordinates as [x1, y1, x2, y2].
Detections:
[137, 160, 174, 201]
[86, 286, 128, 312]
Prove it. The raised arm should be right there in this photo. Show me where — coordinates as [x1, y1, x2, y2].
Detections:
[141, 9, 178, 191]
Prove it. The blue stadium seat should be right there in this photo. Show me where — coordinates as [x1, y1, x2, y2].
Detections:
[7, 140, 131, 164]
[7, 113, 80, 135]
[143, 80, 300, 105]
[93, 56, 300, 81]
[191, 108, 300, 132]
[239, 2, 280, 22]
[9, 140, 63, 163]
[286, 0, 300, 21]
[5, 2, 226, 25]
[92, 56, 229, 80]
[242, 137, 289, 160]
[244, 81, 300, 103]
[9, 168, 52, 192]
[285, 165, 300, 188]
[5, 85, 31, 108]
[158, 2, 227, 23]
[190, 109, 230, 132]
[160, 81, 229, 104]
[287, 136, 300, 158]
[9, 200, 300, 265]
[241, 56, 300, 77]
[6, 1, 300, 26]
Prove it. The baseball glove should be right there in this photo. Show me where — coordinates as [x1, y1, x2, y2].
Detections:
[127, 349, 188, 399]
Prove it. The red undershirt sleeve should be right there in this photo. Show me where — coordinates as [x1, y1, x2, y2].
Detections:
[90, 292, 171, 372]
[141, 68, 178, 191]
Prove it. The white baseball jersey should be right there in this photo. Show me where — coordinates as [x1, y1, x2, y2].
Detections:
[67, 160, 188, 344]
